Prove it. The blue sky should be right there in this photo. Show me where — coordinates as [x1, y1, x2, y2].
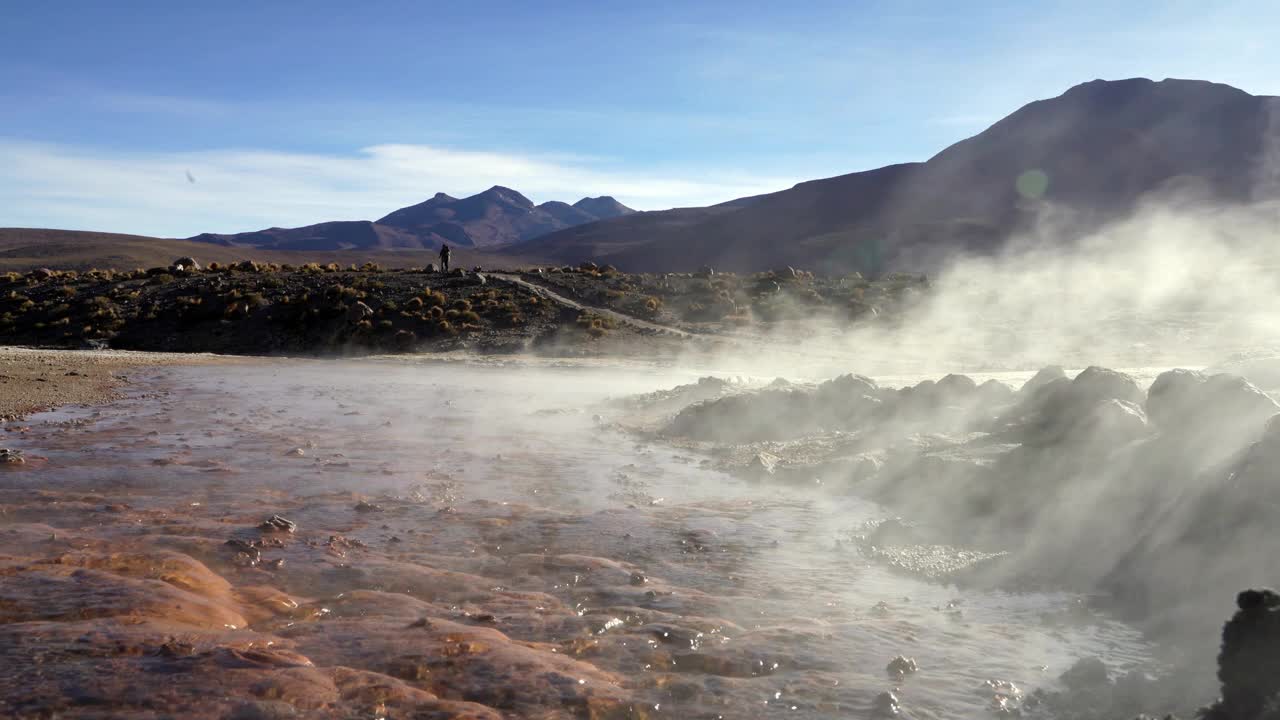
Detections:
[2, 0, 1277, 237]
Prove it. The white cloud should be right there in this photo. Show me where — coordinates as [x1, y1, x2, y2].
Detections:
[0, 139, 793, 237]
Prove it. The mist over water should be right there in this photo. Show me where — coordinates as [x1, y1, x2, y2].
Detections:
[9, 360, 1161, 718]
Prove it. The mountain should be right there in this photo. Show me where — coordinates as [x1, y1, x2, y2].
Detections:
[571, 196, 634, 220]
[188, 187, 636, 252]
[190, 221, 425, 251]
[0, 227, 551, 273]
[517, 78, 1280, 274]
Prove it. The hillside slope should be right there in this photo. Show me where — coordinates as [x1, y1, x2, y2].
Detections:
[523, 78, 1280, 274]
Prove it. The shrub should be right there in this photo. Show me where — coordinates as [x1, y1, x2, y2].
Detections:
[422, 290, 446, 307]
[450, 299, 472, 312]
[459, 310, 481, 324]
[427, 305, 444, 320]
[406, 296, 424, 310]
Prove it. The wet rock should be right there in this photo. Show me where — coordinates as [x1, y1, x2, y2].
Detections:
[746, 451, 780, 477]
[629, 572, 648, 586]
[1088, 398, 1149, 443]
[1202, 588, 1280, 720]
[1194, 374, 1279, 431]
[224, 538, 262, 564]
[284, 447, 305, 457]
[817, 372, 878, 398]
[872, 690, 901, 716]
[887, 655, 918, 676]
[258, 515, 297, 533]
[1146, 369, 1207, 429]
[0, 447, 24, 465]
[1012, 368, 1149, 448]
[354, 499, 383, 513]
[1061, 656, 1110, 690]
[1071, 366, 1144, 407]
[1022, 365, 1067, 394]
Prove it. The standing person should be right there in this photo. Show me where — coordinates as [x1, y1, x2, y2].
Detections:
[439, 244, 451, 272]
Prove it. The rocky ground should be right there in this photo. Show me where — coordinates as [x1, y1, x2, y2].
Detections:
[0, 260, 922, 359]
[519, 263, 927, 334]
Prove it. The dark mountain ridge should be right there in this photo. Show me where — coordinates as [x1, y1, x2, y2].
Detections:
[188, 186, 636, 252]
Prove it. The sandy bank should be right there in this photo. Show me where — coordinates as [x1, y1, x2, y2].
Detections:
[0, 346, 237, 419]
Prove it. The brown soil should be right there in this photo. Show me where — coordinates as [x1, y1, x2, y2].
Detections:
[0, 347, 229, 420]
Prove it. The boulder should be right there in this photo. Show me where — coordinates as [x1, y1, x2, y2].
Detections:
[171, 256, 201, 273]
[1070, 366, 1144, 407]
[933, 374, 979, 408]
[1196, 374, 1280, 430]
[816, 373, 878, 398]
[347, 301, 374, 323]
[975, 379, 1016, 408]
[1021, 365, 1066, 394]
[1145, 369, 1206, 429]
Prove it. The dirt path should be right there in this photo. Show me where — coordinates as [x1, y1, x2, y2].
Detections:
[490, 273, 701, 339]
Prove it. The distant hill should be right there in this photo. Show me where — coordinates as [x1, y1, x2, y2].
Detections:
[517, 78, 1280, 274]
[0, 228, 548, 272]
[187, 187, 636, 252]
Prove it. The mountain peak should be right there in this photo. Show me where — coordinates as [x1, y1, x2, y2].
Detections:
[572, 196, 635, 220]
[477, 186, 535, 209]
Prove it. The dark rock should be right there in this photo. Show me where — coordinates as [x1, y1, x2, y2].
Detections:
[1203, 588, 1280, 720]
[258, 515, 297, 533]
[887, 655, 918, 676]
[171, 257, 201, 273]
[1061, 656, 1110, 690]
[872, 690, 901, 716]
[347, 301, 373, 323]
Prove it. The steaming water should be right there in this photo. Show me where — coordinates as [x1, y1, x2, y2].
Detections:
[13, 357, 1157, 718]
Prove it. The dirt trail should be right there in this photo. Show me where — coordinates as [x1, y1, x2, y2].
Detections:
[490, 273, 701, 339]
